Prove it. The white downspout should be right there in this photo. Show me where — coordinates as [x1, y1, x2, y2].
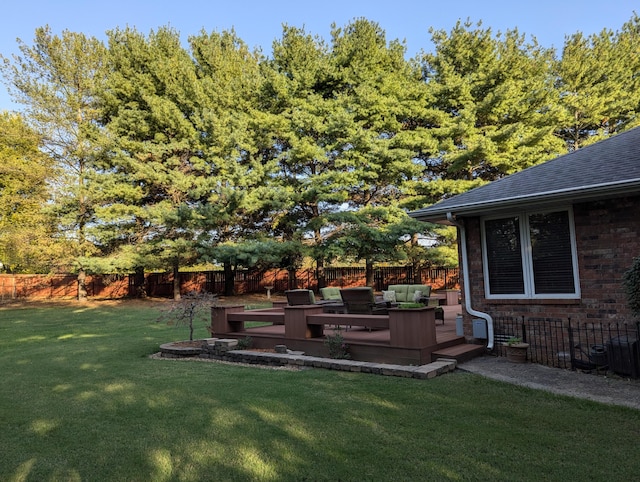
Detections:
[447, 212, 494, 350]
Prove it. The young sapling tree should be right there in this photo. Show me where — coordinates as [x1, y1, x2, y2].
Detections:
[157, 291, 218, 340]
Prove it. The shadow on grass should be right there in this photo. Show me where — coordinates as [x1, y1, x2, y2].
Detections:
[2, 302, 640, 480]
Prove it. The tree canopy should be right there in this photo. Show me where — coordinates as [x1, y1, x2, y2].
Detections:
[1, 14, 639, 296]
[0, 112, 60, 272]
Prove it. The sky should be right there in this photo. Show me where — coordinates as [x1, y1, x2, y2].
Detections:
[1, 0, 637, 111]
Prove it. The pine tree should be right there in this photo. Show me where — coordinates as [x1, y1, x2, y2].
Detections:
[419, 20, 563, 203]
[189, 29, 283, 294]
[556, 14, 640, 149]
[98, 26, 207, 299]
[0, 26, 109, 298]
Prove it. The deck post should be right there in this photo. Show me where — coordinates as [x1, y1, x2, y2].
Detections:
[284, 305, 325, 339]
[211, 305, 246, 334]
[389, 307, 437, 348]
[442, 289, 461, 306]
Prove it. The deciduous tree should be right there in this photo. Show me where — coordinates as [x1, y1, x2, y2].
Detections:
[0, 112, 62, 272]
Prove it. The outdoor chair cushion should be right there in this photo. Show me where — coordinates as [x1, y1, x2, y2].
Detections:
[386, 284, 431, 303]
[285, 289, 316, 305]
[320, 287, 342, 301]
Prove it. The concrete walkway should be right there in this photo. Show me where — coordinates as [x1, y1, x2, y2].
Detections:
[459, 355, 640, 410]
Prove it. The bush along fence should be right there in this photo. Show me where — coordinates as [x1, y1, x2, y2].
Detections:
[493, 316, 640, 379]
[0, 266, 459, 301]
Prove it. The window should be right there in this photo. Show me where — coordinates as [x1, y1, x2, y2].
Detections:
[481, 209, 580, 299]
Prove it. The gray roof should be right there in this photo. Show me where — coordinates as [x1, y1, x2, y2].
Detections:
[410, 127, 640, 223]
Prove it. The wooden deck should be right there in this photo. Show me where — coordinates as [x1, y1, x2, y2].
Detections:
[210, 303, 485, 366]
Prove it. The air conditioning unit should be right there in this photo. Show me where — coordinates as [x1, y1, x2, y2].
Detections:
[606, 336, 640, 378]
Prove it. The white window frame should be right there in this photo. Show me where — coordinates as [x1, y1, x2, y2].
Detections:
[481, 207, 581, 300]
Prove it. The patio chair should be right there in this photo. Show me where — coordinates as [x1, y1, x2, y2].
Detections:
[285, 289, 316, 305]
[317, 287, 345, 314]
[339, 287, 389, 315]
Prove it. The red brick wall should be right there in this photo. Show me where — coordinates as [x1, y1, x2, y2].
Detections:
[461, 195, 640, 325]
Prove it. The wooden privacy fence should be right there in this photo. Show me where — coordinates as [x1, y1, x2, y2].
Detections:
[0, 274, 131, 301]
[0, 266, 459, 300]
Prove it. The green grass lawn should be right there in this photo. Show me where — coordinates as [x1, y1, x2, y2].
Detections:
[1, 300, 640, 481]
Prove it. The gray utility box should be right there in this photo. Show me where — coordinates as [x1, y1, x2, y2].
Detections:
[606, 336, 640, 378]
[472, 319, 487, 339]
[456, 314, 464, 336]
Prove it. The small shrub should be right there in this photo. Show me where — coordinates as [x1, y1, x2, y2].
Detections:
[623, 256, 640, 318]
[324, 330, 350, 359]
[236, 336, 253, 350]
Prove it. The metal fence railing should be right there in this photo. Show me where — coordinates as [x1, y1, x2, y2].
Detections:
[493, 316, 640, 379]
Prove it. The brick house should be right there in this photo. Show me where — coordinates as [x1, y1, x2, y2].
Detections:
[410, 127, 640, 353]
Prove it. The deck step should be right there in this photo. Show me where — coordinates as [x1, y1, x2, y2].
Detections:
[432, 343, 485, 363]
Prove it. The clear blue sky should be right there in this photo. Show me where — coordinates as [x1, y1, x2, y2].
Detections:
[1, 0, 637, 111]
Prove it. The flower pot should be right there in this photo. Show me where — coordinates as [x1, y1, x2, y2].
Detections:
[505, 343, 529, 363]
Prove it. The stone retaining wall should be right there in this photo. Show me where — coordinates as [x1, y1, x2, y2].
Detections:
[160, 338, 458, 380]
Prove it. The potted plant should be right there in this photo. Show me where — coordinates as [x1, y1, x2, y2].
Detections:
[504, 336, 529, 363]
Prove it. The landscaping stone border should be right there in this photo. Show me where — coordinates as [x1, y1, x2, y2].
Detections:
[159, 338, 458, 380]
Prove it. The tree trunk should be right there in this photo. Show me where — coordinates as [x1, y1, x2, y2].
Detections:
[77, 268, 88, 302]
[365, 259, 375, 288]
[288, 268, 297, 290]
[316, 258, 326, 290]
[133, 266, 147, 298]
[412, 263, 422, 285]
[314, 226, 326, 290]
[411, 233, 423, 284]
[172, 262, 181, 300]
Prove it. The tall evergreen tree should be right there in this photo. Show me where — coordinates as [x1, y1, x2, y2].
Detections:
[0, 26, 108, 299]
[262, 19, 440, 286]
[189, 29, 283, 294]
[99, 26, 208, 299]
[419, 20, 563, 203]
[259, 25, 343, 287]
[555, 14, 640, 149]
[326, 19, 439, 282]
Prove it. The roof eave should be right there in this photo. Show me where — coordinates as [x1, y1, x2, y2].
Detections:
[410, 180, 640, 224]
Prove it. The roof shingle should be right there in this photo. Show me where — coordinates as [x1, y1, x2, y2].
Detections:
[410, 127, 640, 222]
